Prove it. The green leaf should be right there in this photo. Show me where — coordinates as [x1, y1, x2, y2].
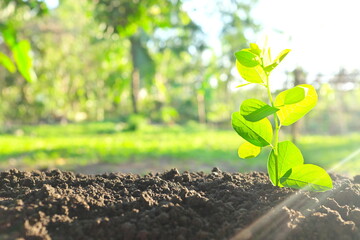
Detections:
[274, 49, 291, 63]
[249, 43, 261, 56]
[0, 52, 16, 73]
[267, 141, 304, 186]
[238, 142, 261, 159]
[234, 50, 260, 67]
[261, 37, 272, 67]
[236, 60, 267, 84]
[1, 27, 17, 48]
[280, 164, 333, 192]
[264, 49, 291, 72]
[284, 86, 305, 105]
[275, 84, 317, 126]
[240, 98, 279, 122]
[12, 40, 37, 83]
[231, 112, 273, 147]
[235, 83, 251, 88]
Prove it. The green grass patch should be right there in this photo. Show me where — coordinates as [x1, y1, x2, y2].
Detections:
[0, 122, 359, 175]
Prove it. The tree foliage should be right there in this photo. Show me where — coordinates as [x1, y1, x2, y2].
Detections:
[2, 0, 331, 131]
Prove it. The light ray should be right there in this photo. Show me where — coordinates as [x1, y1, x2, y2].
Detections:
[230, 188, 335, 240]
[230, 147, 360, 240]
[328, 147, 360, 173]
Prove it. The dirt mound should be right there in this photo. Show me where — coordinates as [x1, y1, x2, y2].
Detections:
[0, 168, 359, 240]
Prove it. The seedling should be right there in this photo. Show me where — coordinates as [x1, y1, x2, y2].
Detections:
[232, 42, 333, 192]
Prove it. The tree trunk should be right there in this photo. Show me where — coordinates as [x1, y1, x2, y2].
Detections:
[291, 68, 306, 144]
[197, 91, 206, 124]
[131, 68, 140, 114]
[130, 37, 140, 114]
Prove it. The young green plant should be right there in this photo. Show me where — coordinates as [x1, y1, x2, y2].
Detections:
[232, 42, 333, 192]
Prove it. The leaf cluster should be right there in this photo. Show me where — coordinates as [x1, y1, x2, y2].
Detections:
[232, 43, 333, 192]
[0, 26, 36, 82]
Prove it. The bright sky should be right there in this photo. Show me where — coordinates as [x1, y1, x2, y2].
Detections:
[252, 0, 360, 76]
[45, 0, 58, 9]
[184, 0, 360, 82]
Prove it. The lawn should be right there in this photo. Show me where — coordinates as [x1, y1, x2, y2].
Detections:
[0, 122, 359, 175]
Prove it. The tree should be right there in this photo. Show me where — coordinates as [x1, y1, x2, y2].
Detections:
[26, 0, 131, 122]
[93, 0, 196, 114]
[0, 0, 48, 124]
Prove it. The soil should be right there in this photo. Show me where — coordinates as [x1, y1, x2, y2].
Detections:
[0, 168, 359, 240]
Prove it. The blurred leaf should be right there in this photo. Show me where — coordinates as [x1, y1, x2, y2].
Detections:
[235, 83, 251, 88]
[232, 112, 273, 147]
[12, 40, 37, 83]
[118, 23, 138, 37]
[280, 164, 333, 192]
[0, 52, 16, 73]
[179, 11, 191, 25]
[264, 49, 291, 72]
[249, 43, 261, 56]
[275, 84, 317, 126]
[1, 27, 17, 48]
[240, 98, 278, 122]
[238, 141, 261, 159]
[267, 141, 304, 186]
[261, 37, 272, 66]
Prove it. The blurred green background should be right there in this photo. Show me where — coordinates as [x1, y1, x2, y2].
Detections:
[0, 0, 359, 175]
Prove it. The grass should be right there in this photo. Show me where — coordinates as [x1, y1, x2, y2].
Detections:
[0, 121, 359, 175]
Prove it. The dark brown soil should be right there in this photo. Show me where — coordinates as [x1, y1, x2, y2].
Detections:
[0, 168, 359, 240]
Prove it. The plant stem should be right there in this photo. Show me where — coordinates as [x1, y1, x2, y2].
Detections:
[266, 75, 281, 186]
